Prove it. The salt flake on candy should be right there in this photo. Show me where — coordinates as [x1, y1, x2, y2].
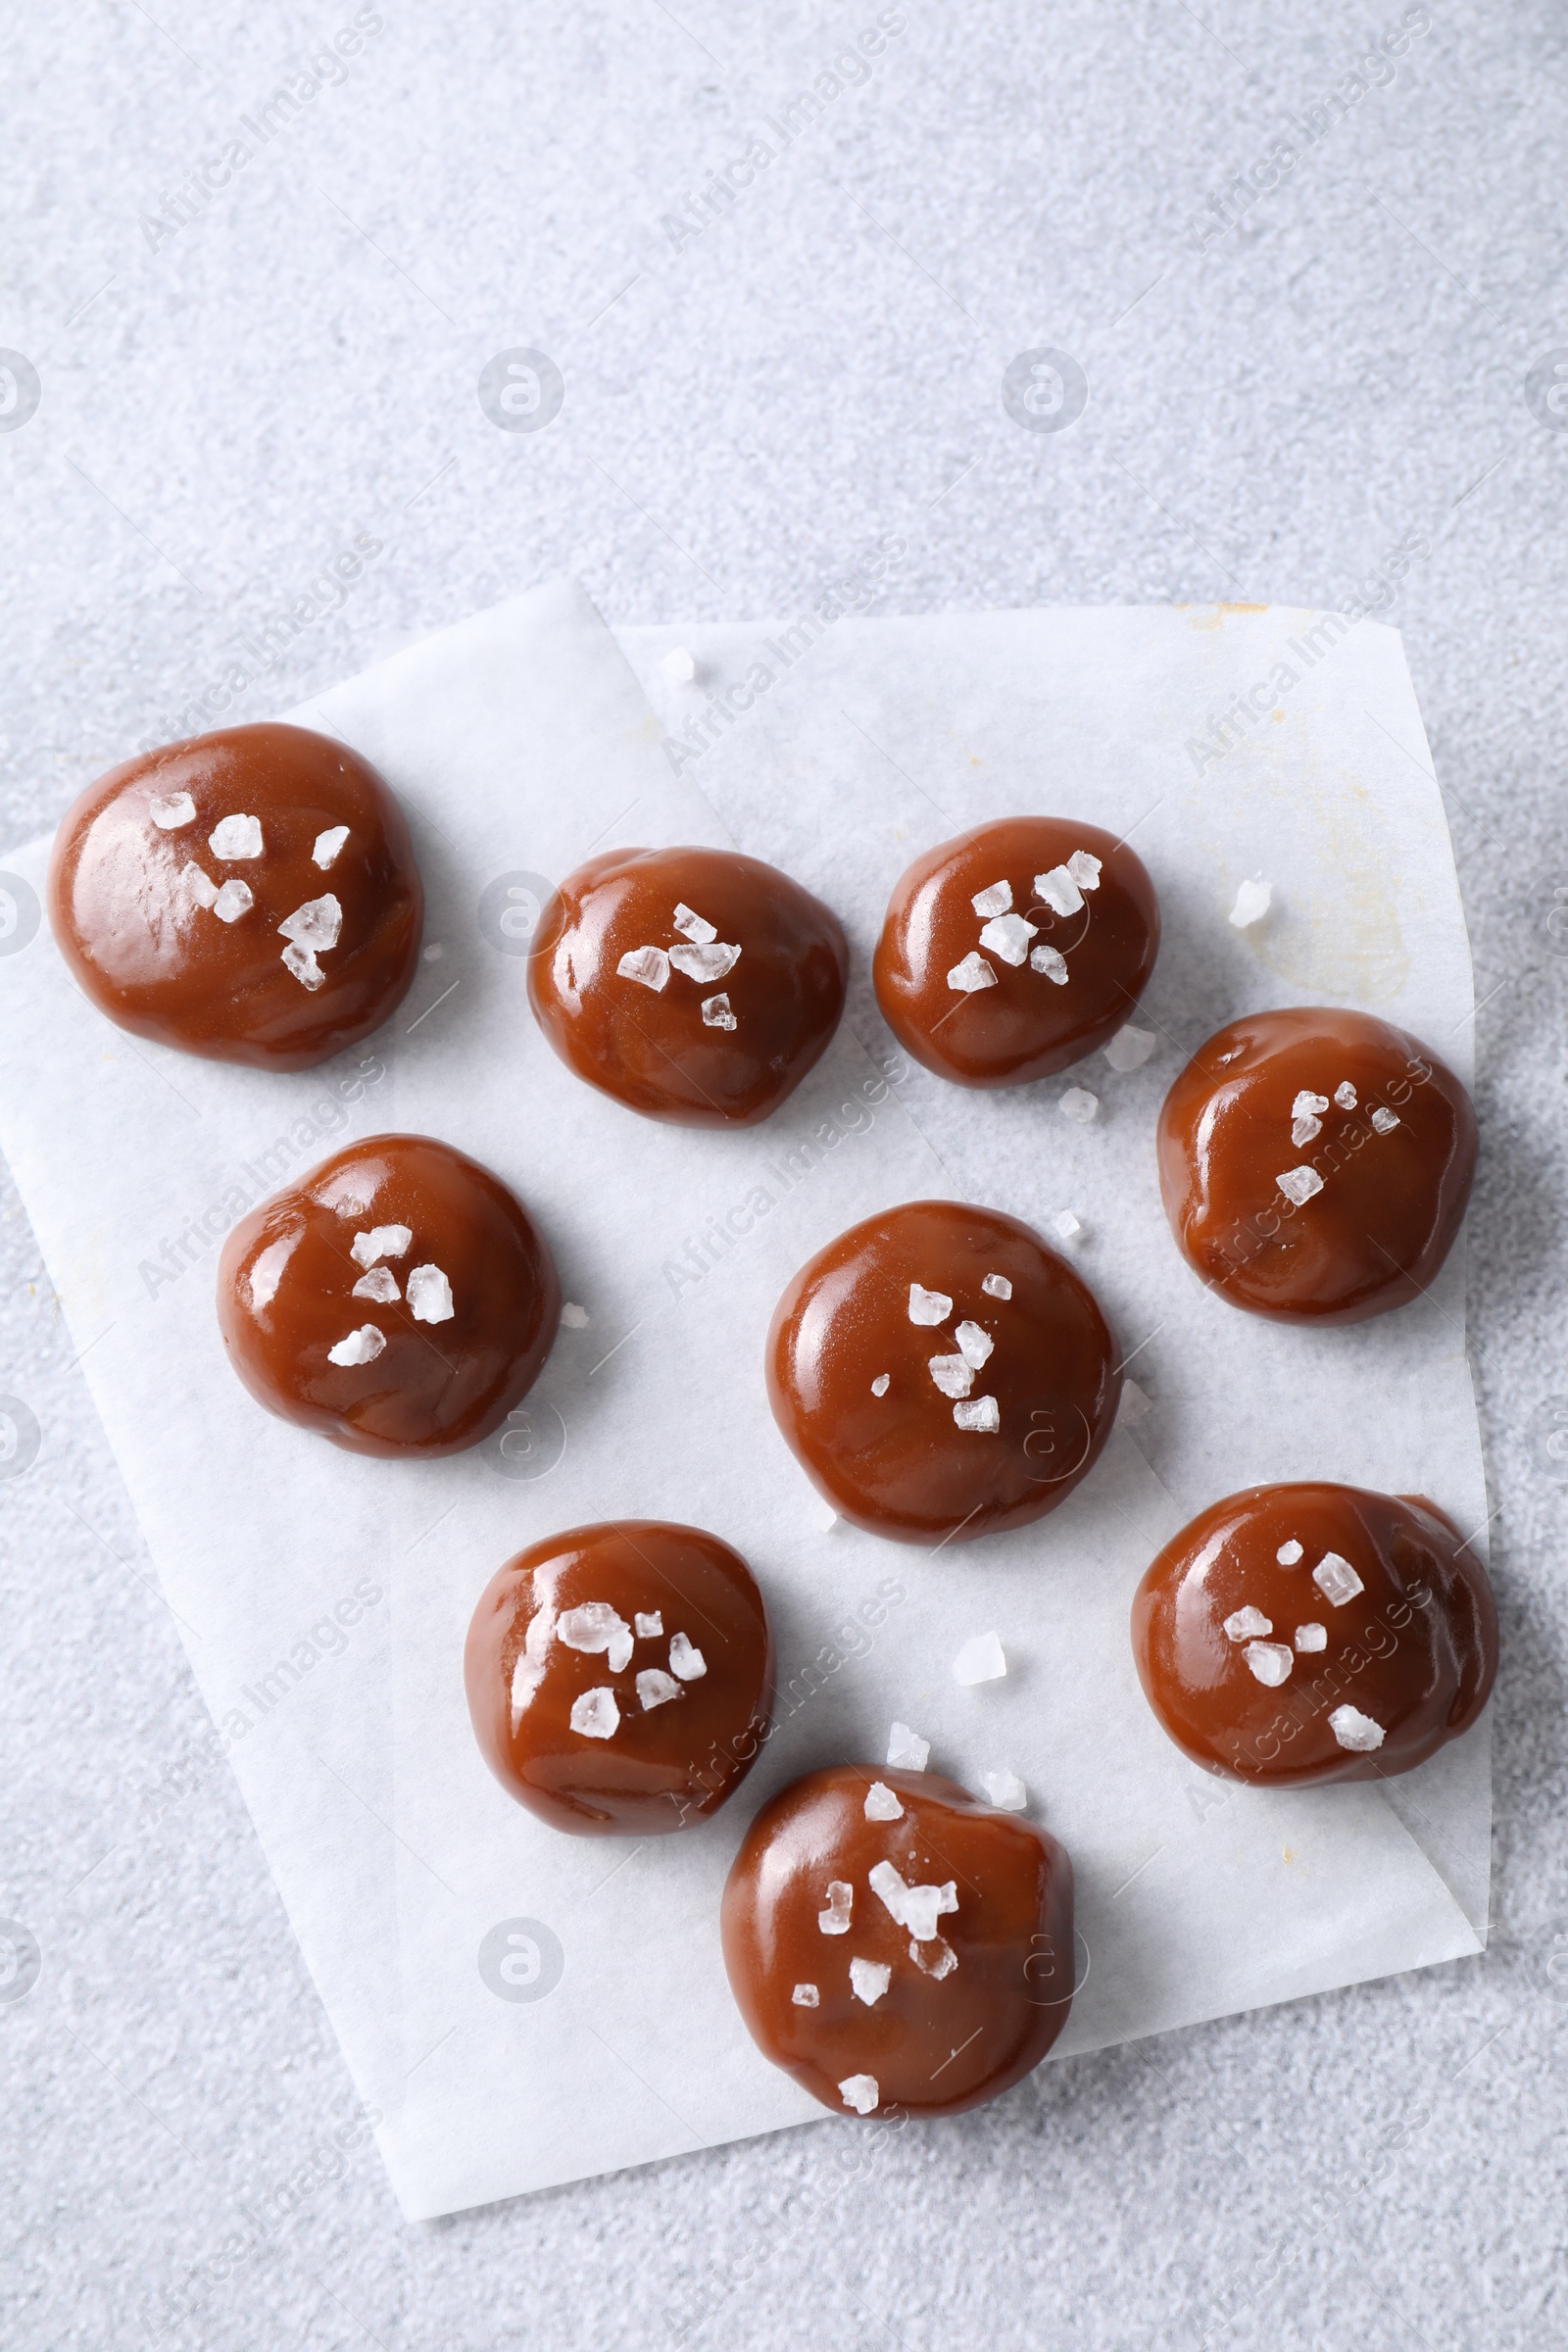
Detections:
[970, 880, 1012, 917]
[947, 951, 996, 994]
[352, 1267, 400, 1303]
[210, 813, 263, 859]
[1277, 1540, 1304, 1566]
[979, 911, 1038, 966]
[278, 895, 343, 953]
[327, 1324, 385, 1367]
[839, 2075, 879, 2114]
[1223, 1606, 1272, 1642]
[558, 1602, 634, 1673]
[635, 1612, 663, 1638]
[179, 863, 219, 909]
[863, 1782, 904, 1822]
[818, 1882, 853, 1935]
[617, 947, 669, 991]
[1295, 1623, 1327, 1651]
[909, 1936, 958, 1979]
[406, 1263, 455, 1324]
[1335, 1082, 1357, 1109]
[352, 1225, 412, 1267]
[1066, 851, 1102, 892]
[1245, 1641, 1294, 1687]
[150, 792, 196, 829]
[887, 1721, 929, 1770]
[1313, 1551, 1364, 1607]
[672, 903, 716, 944]
[1371, 1106, 1400, 1134]
[908, 1284, 952, 1325]
[313, 826, 349, 869]
[569, 1688, 619, 1740]
[870, 1374, 890, 1396]
[980, 1273, 1011, 1299]
[635, 1669, 681, 1711]
[928, 1353, 974, 1399]
[1329, 1704, 1385, 1752]
[792, 1983, 819, 2007]
[1277, 1165, 1323, 1205]
[281, 944, 324, 991]
[669, 1631, 706, 1681]
[1030, 944, 1069, 984]
[955, 1319, 994, 1369]
[850, 1957, 891, 2007]
[1034, 865, 1084, 916]
[701, 993, 737, 1030]
[954, 1396, 1000, 1432]
[669, 941, 741, 983]
[213, 879, 254, 923]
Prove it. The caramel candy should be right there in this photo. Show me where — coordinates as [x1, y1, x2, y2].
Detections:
[721, 1763, 1075, 2117]
[1156, 1005, 1477, 1323]
[766, 1200, 1120, 1544]
[526, 845, 848, 1127]
[465, 1521, 774, 1836]
[48, 723, 423, 1070]
[1131, 1483, 1496, 1785]
[217, 1133, 559, 1457]
[873, 817, 1159, 1087]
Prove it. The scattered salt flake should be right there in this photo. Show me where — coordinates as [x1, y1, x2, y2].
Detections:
[209, 813, 263, 859]
[818, 1882, 853, 1935]
[1245, 1641, 1295, 1687]
[1293, 1091, 1330, 1119]
[561, 1301, 589, 1328]
[979, 910, 1038, 966]
[926, 1353, 973, 1400]
[1067, 851, 1102, 892]
[1334, 1082, 1358, 1109]
[669, 1631, 706, 1681]
[870, 1373, 891, 1397]
[1229, 877, 1272, 928]
[635, 1668, 681, 1711]
[634, 1612, 662, 1639]
[869, 1862, 958, 1942]
[1277, 1539, 1304, 1566]
[248, 1237, 293, 1315]
[791, 1983, 819, 2007]
[1295, 1622, 1327, 1652]
[617, 945, 669, 991]
[569, 1687, 619, 1740]
[1313, 1551, 1364, 1607]
[179, 862, 219, 909]
[351, 1225, 412, 1267]
[981, 1769, 1027, 1812]
[1104, 1024, 1155, 1072]
[1277, 1165, 1323, 1206]
[863, 1782, 903, 1823]
[701, 992, 737, 1030]
[887, 1721, 929, 1771]
[1371, 1106, 1400, 1134]
[907, 1283, 952, 1326]
[1292, 1115, 1322, 1149]
[850, 1956, 891, 2007]
[313, 825, 349, 869]
[981, 1273, 1012, 1300]
[277, 895, 342, 953]
[407, 1264, 454, 1324]
[669, 940, 741, 983]
[954, 1396, 1000, 1432]
[672, 902, 716, 944]
[970, 879, 1012, 918]
[1030, 943, 1069, 983]
[558, 1603, 634, 1673]
[839, 2074, 879, 2115]
[955, 1319, 994, 1369]
[149, 791, 196, 830]
[1059, 1088, 1099, 1124]
[947, 951, 997, 994]
[1034, 865, 1083, 916]
[1329, 1703, 1385, 1752]
[1054, 1210, 1082, 1242]
[662, 647, 699, 684]
[327, 1324, 385, 1367]
[352, 1267, 400, 1303]
[212, 879, 253, 924]
[909, 1936, 958, 1979]
[954, 1631, 1005, 1685]
[1223, 1606, 1273, 1642]
[281, 943, 323, 991]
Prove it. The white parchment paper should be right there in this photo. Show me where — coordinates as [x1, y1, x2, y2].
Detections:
[0, 589, 1489, 2224]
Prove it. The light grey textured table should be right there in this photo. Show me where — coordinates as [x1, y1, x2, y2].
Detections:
[4, 4, 1566, 2346]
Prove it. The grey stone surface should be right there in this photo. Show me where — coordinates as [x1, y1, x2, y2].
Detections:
[3, 1, 1567, 2345]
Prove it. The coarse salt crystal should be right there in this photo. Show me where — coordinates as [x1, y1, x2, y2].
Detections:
[981, 1273, 1011, 1299]
[1229, 877, 1271, 928]
[669, 1631, 706, 1681]
[1277, 1165, 1323, 1205]
[1059, 1087, 1099, 1124]
[863, 1782, 903, 1822]
[1223, 1606, 1273, 1642]
[352, 1226, 412, 1267]
[1328, 1704, 1385, 1752]
[1371, 1106, 1400, 1134]
[887, 1721, 929, 1771]
[955, 1319, 994, 1369]
[1030, 943, 1069, 983]
[558, 1603, 635, 1673]
[701, 993, 737, 1030]
[850, 1957, 891, 2007]
[870, 1373, 890, 1397]
[1245, 1641, 1294, 1687]
[839, 2074, 879, 2114]
[1054, 1211, 1081, 1241]
[281, 943, 323, 991]
[672, 902, 716, 944]
[669, 941, 741, 983]
[180, 862, 219, 909]
[1277, 1540, 1304, 1566]
[1313, 1551, 1364, 1607]
[1295, 1622, 1327, 1651]
[635, 1668, 681, 1711]
[635, 1612, 663, 1638]
[818, 1882, 853, 1935]
[150, 791, 196, 830]
[869, 1862, 958, 1942]
[352, 1267, 399, 1303]
[1118, 1378, 1152, 1426]
[212, 879, 253, 923]
[1034, 865, 1084, 916]
[569, 1687, 619, 1740]
[909, 1936, 958, 1979]
[561, 1302, 589, 1328]
[617, 945, 669, 991]
[908, 1283, 952, 1325]
[947, 951, 997, 994]
[981, 1769, 1027, 1811]
[277, 894, 342, 953]
[327, 1324, 385, 1367]
[209, 813, 263, 859]
[954, 1631, 1005, 1685]
[1335, 1082, 1357, 1109]
[406, 1263, 454, 1324]
[954, 1396, 1000, 1432]
[979, 911, 1038, 966]
[1293, 1091, 1330, 1120]
[792, 1983, 819, 2007]
[1066, 851, 1102, 892]
[970, 880, 1012, 918]
[313, 826, 349, 869]
[1104, 1024, 1155, 1072]
[662, 647, 698, 684]
[1292, 1114, 1322, 1149]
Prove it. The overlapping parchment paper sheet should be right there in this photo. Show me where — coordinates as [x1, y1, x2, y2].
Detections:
[0, 589, 1489, 2223]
